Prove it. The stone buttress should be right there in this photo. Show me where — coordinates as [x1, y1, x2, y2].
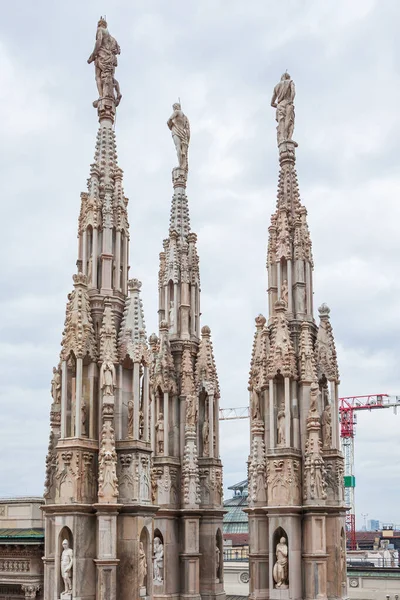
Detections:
[247, 111, 347, 599]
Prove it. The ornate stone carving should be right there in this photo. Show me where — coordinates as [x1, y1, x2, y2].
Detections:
[167, 103, 190, 171]
[300, 322, 317, 383]
[118, 280, 151, 365]
[88, 17, 121, 106]
[60, 274, 97, 361]
[181, 343, 195, 397]
[151, 322, 177, 394]
[195, 326, 220, 397]
[315, 303, 339, 382]
[267, 458, 301, 506]
[44, 430, 57, 499]
[248, 314, 269, 395]
[182, 430, 200, 506]
[267, 301, 297, 379]
[186, 395, 198, 429]
[303, 413, 327, 502]
[281, 279, 288, 307]
[61, 539, 73, 597]
[98, 421, 118, 500]
[248, 422, 266, 505]
[139, 456, 151, 502]
[156, 413, 164, 454]
[0, 559, 30, 572]
[273, 537, 289, 588]
[21, 585, 40, 599]
[321, 403, 332, 448]
[202, 415, 210, 457]
[153, 536, 164, 583]
[271, 73, 296, 146]
[276, 211, 291, 261]
[277, 408, 286, 446]
[138, 541, 147, 590]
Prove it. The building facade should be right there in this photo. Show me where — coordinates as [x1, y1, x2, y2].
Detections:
[247, 74, 347, 600]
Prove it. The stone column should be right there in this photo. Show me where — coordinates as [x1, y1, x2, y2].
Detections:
[21, 585, 40, 599]
[208, 395, 214, 459]
[133, 363, 140, 440]
[92, 227, 98, 288]
[61, 360, 67, 438]
[115, 230, 121, 291]
[284, 377, 291, 447]
[82, 229, 88, 275]
[269, 380, 275, 448]
[164, 392, 169, 456]
[75, 357, 83, 437]
[95, 506, 120, 600]
[180, 514, 202, 600]
[287, 258, 293, 313]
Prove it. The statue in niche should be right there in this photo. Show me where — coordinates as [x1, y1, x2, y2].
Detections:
[169, 300, 175, 330]
[140, 459, 150, 500]
[139, 410, 144, 439]
[281, 279, 288, 307]
[186, 395, 198, 428]
[202, 418, 209, 456]
[87, 255, 93, 284]
[61, 539, 73, 596]
[51, 367, 61, 404]
[309, 382, 320, 413]
[138, 541, 147, 589]
[276, 220, 290, 260]
[273, 537, 289, 588]
[153, 537, 164, 583]
[215, 544, 221, 580]
[277, 408, 286, 446]
[81, 402, 87, 436]
[271, 73, 296, 145]
[251, 389, 261, 421]
[167, 102, 191, 171]
[156, 413, 164, 453]
[87, 17, 122, 105]
[127, 401, 134, 439]
[321, 403, 332, 448]
[100, 360, 116, 396]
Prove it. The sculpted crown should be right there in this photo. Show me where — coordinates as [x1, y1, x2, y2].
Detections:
[73, 273, 88, 286]
[318, 303, 331, 317]
[274, 298, 287, 312]
[255, 314, 267, 328]
[98, 16, 107, 28]
[159, 320, 169, 332]
[128, 278, 142, 292]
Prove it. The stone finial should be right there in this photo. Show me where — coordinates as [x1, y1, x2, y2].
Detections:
[159, 320, 169, 332]
[128, 278, 142, 292]
[149, 333, 159, 347]
[255, 314, 267, 328]
[201, 325, 211, 336]
[318, 303, 331, 317]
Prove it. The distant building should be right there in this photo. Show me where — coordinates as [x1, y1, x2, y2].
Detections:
[368, 519, 380, 531]
[223, 480, 249, 555]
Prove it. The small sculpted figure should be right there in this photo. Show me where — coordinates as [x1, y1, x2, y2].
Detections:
[88, 17, 122, 105]
[273, 537, 288, 588]
[215, 544, 221, 579]
[153, 536, 164, 582]
[51, 367, 61, 404]
[61, 539, 73, 595]
[202, 418, 209, 456]
[156, 413, 164, 453]
[251, 390, 261, 421]
[277, 409, 285, 446]
[167, 103, 190, 170]
[138, 541, 147, 588]
[321, 402, 332, 448]
[271, 73, 296, 145]
[100, 359, 116, 396]
[309, 381, 320, 413]
[127, 400, 134, 439]
[186, 395, 198, 427]
[281, 279, 288, 307]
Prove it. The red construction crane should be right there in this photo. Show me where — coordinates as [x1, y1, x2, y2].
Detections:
[219, 393, 400, 551]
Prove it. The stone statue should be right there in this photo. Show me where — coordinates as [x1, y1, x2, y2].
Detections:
[100, 359, 116, 396]
[271, 73, 296, 145]
[215, 544, 221, 580]
[169, 300, 175, 329]
[277, 408, 285, 446]
[87, 255, 93, 284]
[61, 539, 73, 596]
[273, 536, 288, 589]
[139, 410, 144, 439]
[251, 390, 261, 421]
[167, 103, 190, 170]
[88, 17, 122, 106]
[138, 541, 147, 589]
[127, 401, 134, 439]
[281, 279, 288, 307]
[51, 367, 61, 404]
[186, 395, 197, 427]
[156, 413, 164, 453]
[321, 403, 332, 448]
[309, 382, 320, 413]
[153, 536, 164, 583]
[81, 402, 87, 436]
[202, 418, 209, 456]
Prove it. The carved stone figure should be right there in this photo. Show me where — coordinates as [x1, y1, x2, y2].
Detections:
[100, 359, 116, 396]
[81, 402, 87, 436]
[61, 539, 73, 595]
[153, 536, 164, 583]
[273, 537, 288, 589]
[309, 382, 320, 413]
[156, 413, 164, 453]
[51, 367, 61, 404]
[87, 17, 122, 105]
[127, 401, 134, 439]
[139, 410, 144, 439]
[202, 418, 209, 456]
[167, 103, 190, 170]
[87, 255, 93, 284]
[321, 403, 332, 448]
[271, 73, 296, 145]
[281, 279, 288, 307]
[138, 541, 147, 589]
[277, 408, 285, 446]
[186, 395, 197, 427]
[216, 544, 221, 580]
[169, 300, 175, 329]
[251, 389, 261, 421]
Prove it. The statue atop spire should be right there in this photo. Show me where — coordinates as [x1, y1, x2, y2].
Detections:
[271, 73, 296, 146]
[88, 17, 122, 109]
[167, 102, 191, 171]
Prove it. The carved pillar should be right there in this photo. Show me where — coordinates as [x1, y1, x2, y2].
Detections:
[173, 282, 179, 334]
[287, 258, 293, 313]
[284, 377, 291, 447]
[82, 229, 88, 275]
[269, 380, 275, 448]
[164, 391, 169, 456]
[180, 515, 201, 600]
[21, 585, 40, 599]
[92, 227, 98, 288]
[143, 366, 149, 441]
[115, 230, 121, 291]
[61, 360, 67, 438]
[208, 394, 214, 459]
[133, 363, 140, 440]
[75, 357, 83, 437]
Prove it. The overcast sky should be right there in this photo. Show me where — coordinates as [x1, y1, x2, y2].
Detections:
[1, 0, 400, 527]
